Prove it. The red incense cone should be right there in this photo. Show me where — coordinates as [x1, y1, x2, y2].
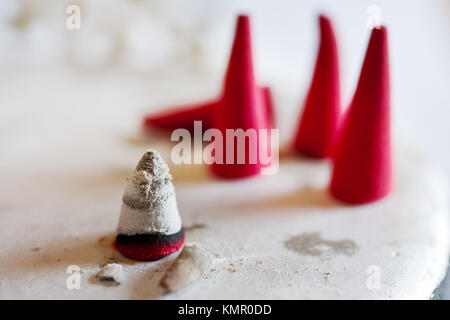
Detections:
[330, 26, 391, 204]
[211, 15, 271, 179]
[142, 84, 274, 133]
[261, 86, 275, 127]
[142, 99, 218, 133]
[293, 15, 340, 158]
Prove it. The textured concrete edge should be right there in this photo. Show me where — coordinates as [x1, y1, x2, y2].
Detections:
[427, 164, 450, 300]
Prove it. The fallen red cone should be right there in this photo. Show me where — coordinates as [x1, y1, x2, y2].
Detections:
[293, 15, 341, 158]
[142, 86, 273, 133]
[330, 26, 391, 204]
[142, 99, 218, 132]
[115, 150, 185, 260]
[211, 15, 271, 179]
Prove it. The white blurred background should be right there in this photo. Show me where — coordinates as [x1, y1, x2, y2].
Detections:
[0, 0, 449, 176]
[0, 0, 449, 299]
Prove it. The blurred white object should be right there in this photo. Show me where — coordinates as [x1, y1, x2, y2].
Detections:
[0, 0, 230, 72]
[121, 18, 176, 71]
[0, 0, 20, 22]
[24, 21, 64, 65]
[68, 26, 115, 68]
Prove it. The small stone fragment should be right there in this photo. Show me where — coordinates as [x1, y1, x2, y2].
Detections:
[160, 244, 213, 292]
[96, 263, 125, 285]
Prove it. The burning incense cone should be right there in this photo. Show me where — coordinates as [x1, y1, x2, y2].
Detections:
[210, 15, 271, 179]
[330, 26, 391, 204]
[293, 15, 341, 158]
[160, 244, 213, 292]
[115, 150, 185, 261]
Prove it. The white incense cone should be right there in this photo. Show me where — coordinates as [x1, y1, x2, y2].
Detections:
[115, 150, 185, 261]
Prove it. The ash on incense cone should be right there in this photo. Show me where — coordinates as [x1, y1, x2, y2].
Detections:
[95, 263, 125, 285]
[294, 15, 341, 158]
[330, 26, 391, 204]
[160, 244, 213, 293]
[115, 150, 185, 261]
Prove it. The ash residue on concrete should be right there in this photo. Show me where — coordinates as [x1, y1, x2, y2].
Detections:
[285, 232, 357, 257]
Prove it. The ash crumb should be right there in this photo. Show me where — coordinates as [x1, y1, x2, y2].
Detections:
[31, 247, 41, 252]
[96, 263, 125, 285]
[227, 268, 237, 273]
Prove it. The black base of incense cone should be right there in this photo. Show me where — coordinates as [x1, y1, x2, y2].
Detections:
[115, 227, 185, 261]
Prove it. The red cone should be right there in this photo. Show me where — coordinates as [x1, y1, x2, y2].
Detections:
[142, 84, 274, 133]
[142, 99, 218, 133]
[211, 15, 271, 179]
[330, 26, 391, 204]
[261, 86, 275, 127]
[142, 86, 274, 134]
[293, 15, 340, 158]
